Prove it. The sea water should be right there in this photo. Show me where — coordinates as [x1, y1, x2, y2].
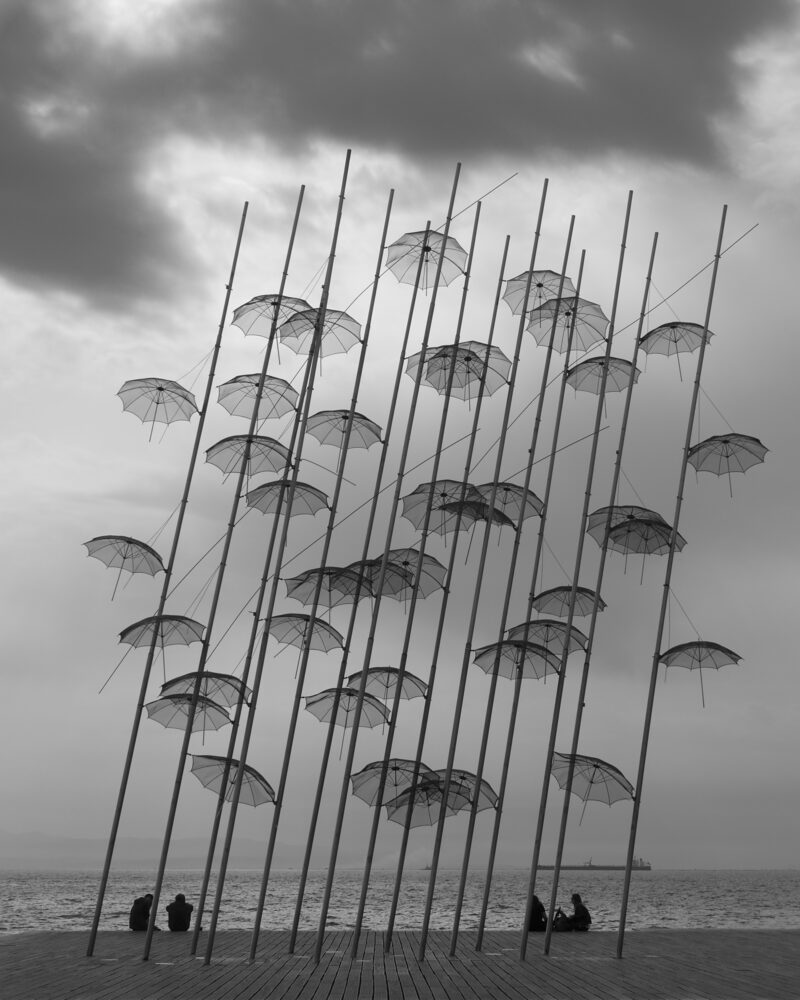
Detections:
[2, 868, 798, 934]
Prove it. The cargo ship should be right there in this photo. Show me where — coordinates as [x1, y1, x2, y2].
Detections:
[540, 857, 651, 871]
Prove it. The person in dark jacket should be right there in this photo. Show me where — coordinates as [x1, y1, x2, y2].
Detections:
[129, 893, 153, 931]
[528, 894, 547, 932]
[554, 892, 592, 931]
[166, 893, 193, 932]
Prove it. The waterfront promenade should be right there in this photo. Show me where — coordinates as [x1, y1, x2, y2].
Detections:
[2, 929, 797, 999]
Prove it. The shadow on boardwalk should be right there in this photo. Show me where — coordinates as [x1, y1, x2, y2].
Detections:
[2, 929, 799, 999]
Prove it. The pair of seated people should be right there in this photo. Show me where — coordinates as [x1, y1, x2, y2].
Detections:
[528, 893, 592, 932]
[129, 892, 193, 932]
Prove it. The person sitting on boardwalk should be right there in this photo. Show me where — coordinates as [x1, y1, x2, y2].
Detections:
[528, 894, 547, 932]
[166, 893, 193, 932]
[554, 893, 592, 932]
[129, 893, 153, 932]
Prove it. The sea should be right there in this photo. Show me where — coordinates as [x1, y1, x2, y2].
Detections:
[2, 868, 798, 935]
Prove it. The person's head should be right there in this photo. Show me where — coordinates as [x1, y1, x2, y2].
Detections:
[571, 893, 582, 905]
[532, 895, 540, 905]
[144, 894, 153, 902]
[176, 894, 185, 903]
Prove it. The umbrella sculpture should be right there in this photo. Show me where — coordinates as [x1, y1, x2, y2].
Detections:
[527, 296, 609, 354]
[231, 293, 312, 338]
[434, 499, 517, 537]
[531, 585, 605, 618]
[246, 480, 329, 517]
[550, 751, 635, 823]
[687, 433, 769, 497]
[266, 613, 344, 654]
[385, 548, 448, 598]
[586, 505, 669, 546]
[431, 768, 499, 812]
[639, 320, 712, 380]
[84, 535, 165, 599]
[117, 378, 198, 439]
[119, 615, 204, 648]
[505, 619, 588, 656]
[305, 410, 382, 449]
[502, 269, 577, 315]
[190, 755, 276, 807]
[385, 230, 468, 289]
[659, 640, 742, 707]
[217, 374, 299, 421]
[346, 558, 416, 603]
[145, 693, 231, 733]
[351, 758, 438, 807]
[160, 672, 252, 709]
[384, 778, 475, 828]
[605, 515, 687, 583]
[475, 482, 543, 523]
[472, 639, 561, 681]
[205, 435, 291, 477]
[284, 566, 373, 610]
[279, 307, 361, 358]
[566, 356, 640, 394]
[401, 479, 482, 533]
[405, 341, 511, 399]
[346, 667, 428, 702]
[304, 687, 390, 756]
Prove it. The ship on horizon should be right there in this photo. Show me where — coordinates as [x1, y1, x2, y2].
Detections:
[539, 857, 652, 871]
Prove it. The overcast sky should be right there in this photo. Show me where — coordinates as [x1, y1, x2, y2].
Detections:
[2, 0, 799, 909]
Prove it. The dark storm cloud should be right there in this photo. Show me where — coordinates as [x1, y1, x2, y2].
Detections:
[0, 0, 793, 304]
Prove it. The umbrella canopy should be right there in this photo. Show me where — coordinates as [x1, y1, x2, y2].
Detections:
[566, 356, 640, 394]
[160, 671, 251, 709]
[384, 548, 447, 598]
[231, 293, 312, 338]
[117, 378, 198, 430]
[284, 566, 373, 609]
[606, 516, 686, 556]
[475, 482, 543, 522]
[586, 505, 669, 546]
[245, 480, 329, 517]
[527, 296, 609, 354]
[434, 499, 517, 536]
[405, 341, 511, 399]
[84, 536, 165, 596]
[550, 751, 635, 807]
[384, 777, 473, 828]
[401, 479, 482, 532]
[217, 374, 298, 421]
[351, 758, 438, 807]
[306, 410, 382, 449]
[688, 433, 769, 476]
[502, 269, 577, 315]
[279, 308, 361, 358]
[640, 321, 712, 357]
[431, 768, 499, 811]
[205, 435, 291, 477]
[304, 687, 390, 729]
[145, 693, 230, 733]
[531, 586, 605, 618]
[472, 639, 561, 680]
[267, 613, 344, 653]
[119, 615, 205, 648]
[505, 619, 588, 655]
[346, 666, 428, 701]
[659, 640, 742, 707]
[190, 754, 275, 807]
[345, 558, 416, 602]
[385, 230, 467, 288]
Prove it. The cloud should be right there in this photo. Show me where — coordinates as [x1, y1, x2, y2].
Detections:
[0, 0, 795, 305]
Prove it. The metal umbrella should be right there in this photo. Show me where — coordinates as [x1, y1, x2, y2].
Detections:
[531, 585, 605, 618]
[527, 297, 609, 354]
[550, 751, 634, 822]
[306, 410, 382, 449]
[119, 615, 205, 648]
[640, 321, 712, 380]
[346, 667, 428, 702]
[430, 768, 499, 812]
[205, 435, 291, 477]
[190, 755, 276, 807]
[385, 230, 467, 288]
[405, 341, 511, 399]
[279, 307, 361, 358]
[502, 269, 576, 315]
[384, 778, 473, 828]
[606, 516, 686, 556]
[386, 548, 447, 598]
[566, 356, 640, 394]
[472, 639, 561, 681]
[266, 613, 344, 654]
[245, 480, 329, 517]
[160, 672, 251, 710]
[145, 693, 230, 733]
[84, 535, 165, 598]
[505, 619, 588, 656]
[586, 505, 669, 546]
[231, 294, 312, 338]
[475, 482, 543, 523]
[659, 640, 741, 707]
[345, 558, 415, 602]
[435, 499, 517, 537]
[285, 566, 373, 610]
[401, 479, 482, 532]
[217, 374, 298, 421]
[687, 433, 768, 496]
[304, 687, 390, 756]
[351, 758, 438, 807]
[117, 378, 198, 439]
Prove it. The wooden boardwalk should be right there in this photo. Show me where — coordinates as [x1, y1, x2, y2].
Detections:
[2, 929, 798, 999]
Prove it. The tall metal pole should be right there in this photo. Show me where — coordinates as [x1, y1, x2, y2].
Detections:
[616, 205, 727, 959]
[86, 203, 248, 957]
[311, 165, 462, 966]
[201, 150, 353, 965]
[188, 186, 306, 955]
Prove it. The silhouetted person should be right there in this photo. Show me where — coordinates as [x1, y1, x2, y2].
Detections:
[129, 893, 153, 931]
[528, 894, 547, 932]
[166, 893, 193, 932]
[554, 892, 592, 931]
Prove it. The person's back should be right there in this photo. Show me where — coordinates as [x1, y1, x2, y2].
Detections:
[166, 893, 193, 932]
[570, 894, 591, 931]
[129, 894, 152, 932]
[528, 895, 547, 932]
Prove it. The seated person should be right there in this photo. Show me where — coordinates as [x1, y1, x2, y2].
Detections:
[129, 893, 153, 932]
[554, 893, 592, 932]
[528, 894, 547, 932]
[166, 893, 193, 932]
